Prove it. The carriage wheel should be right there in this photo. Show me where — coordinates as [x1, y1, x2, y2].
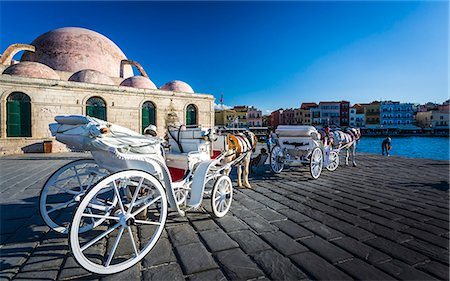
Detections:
[174, 185, 189, 206]
[39, 159, 109, 234]
[309, 147, 323, 179]
[211, 175, 233, 218]
[270, 145, 284, 174]
[326, 151, 339, 172]
[70, 170, 167, 275]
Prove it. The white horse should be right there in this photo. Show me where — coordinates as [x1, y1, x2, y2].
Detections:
[330, 128, 361, 167]
[223, 131, 257, 188]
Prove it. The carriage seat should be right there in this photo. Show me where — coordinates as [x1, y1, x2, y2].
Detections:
[165, 151, 210, 181]
[276, 125, 320, 140]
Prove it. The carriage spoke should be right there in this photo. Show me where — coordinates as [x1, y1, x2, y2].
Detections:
[82, 213, 120, 221]
[127, 226, 139, 257]
[131, 196, 161, 217]
[72, 167, 84, 191]
[81, 222, 120, 252]
[105, 227, 124, 267]
[127, 177, 144, 215]
[134, 219, 161, 226]
[53, 184, 80, 195]
[47, 199, 76, 213]
[113, 180, 126, 213]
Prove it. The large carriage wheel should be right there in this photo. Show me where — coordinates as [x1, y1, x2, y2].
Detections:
[326, 151, 339, 172]
[211, 175, 233, 218]
[270, 145, 284, 174]
[40, 159, 109, 234]
[309, 147, 323, 179]
[70, 170, 167, 275]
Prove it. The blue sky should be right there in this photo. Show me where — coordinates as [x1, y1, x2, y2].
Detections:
[1, 1, 448, 113]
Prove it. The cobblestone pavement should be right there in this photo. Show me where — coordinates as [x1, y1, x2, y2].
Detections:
[0, 152, 449, 281]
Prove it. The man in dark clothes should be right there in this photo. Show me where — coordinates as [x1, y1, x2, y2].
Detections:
[381, 137, 392, 156]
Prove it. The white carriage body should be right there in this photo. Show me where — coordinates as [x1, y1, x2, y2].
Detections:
[275, 125, 321, 161]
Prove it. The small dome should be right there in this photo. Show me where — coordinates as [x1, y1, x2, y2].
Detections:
[68, 69, 114, 85]
[120, 76, 157, 89]
[21, 27, 133, 78]
[2, 61, 60, 80]
[160, 80, 194, 93]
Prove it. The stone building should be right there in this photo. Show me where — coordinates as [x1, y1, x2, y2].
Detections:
[0, 27, 214, 155]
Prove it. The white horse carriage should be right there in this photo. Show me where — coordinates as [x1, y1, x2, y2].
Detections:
[39, 115, 245, 274]
[269, 125, 340, 179]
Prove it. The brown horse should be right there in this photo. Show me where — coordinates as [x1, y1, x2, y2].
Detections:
[223, 131, 258, 188]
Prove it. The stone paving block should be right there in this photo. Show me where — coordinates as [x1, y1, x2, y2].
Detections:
[375, 259, 438, 281]
[229, 230, 272, 254]
[403, 239, 449, 265]
[277, 208, 312, 223]
[426, 218, 449, 230]
[14, 269, 59, 280]
[58, 256, 93, 280]
[199, 228, 239, 252]
[101, 265, 140, 281]
[142, 238, 177, 268]
[260, 231, 308, 256]
[20, 243, 67, 271]
[301, 221, 344, 241]
[415, 261, 450, 280]
[401, 227, 449, 249]
[237, 197, 267, 210]
[229, 203, 258, 219]
[272, 220, 313, 240]
[299, 236, 353, 264]
[252, 207, 287, 222]
[187, 269, 227, 281]
[175, 242, 218, 275]
[290, 251, 352, 281]
[0, 241, 38, 270]
[167, 224, 200, 247]
[365, 237, 429, 266]
[399, 217, 448, 236]
[389, 208, 431, 222]
[240, 215, 278, 233]
[3, 224, 49, 244]
[337, 258, 395, 280]
[0, 219, 27, 235]
[364, 214, 409, 231]
[190, 219, 220, 231]
[142, 263, 184, 281]
[332, 237, 391, 264]
[327, 220, 376, 241]
[214, 248, 265, 281]
[358, 221, 413, 243]
[252, 249, 307, 280]
[215, 216, 249, 233]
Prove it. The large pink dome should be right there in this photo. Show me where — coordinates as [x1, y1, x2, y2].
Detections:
[120, 76, 157, 89]
[21, 27, 133, 78]
[68, 69, 114, 85]
[2, 61, 60, 80]
[160, 80, 194, 93]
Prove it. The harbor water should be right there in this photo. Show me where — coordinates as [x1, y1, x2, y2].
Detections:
[357, 136, 450, 161]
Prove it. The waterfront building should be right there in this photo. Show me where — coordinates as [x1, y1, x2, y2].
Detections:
[380, 101, 416, 126]
[340, 101, 350, 126]
[318, 102, 340, 126]
[298, 102, 317, 125]
[349, 107, 356, 127]
[310, 107, 321, 125]
[233, 106, 249, 127]
[355, 112, 365, 128]
[247, 106, 262, 127]
[364, 101, 381, 126]
[416, 110, 449, 134]
[262, 115, 271, 127]
[270, 109, 283, 128]
[282, 108, 297, 125]
[0, 27, 214, 155]
[214, 108, 237, 127]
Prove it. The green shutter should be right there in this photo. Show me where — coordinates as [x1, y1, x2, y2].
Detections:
[86, 105, 94, 117]
[142, 107, 150, 133]
[7, 100, 31, 137]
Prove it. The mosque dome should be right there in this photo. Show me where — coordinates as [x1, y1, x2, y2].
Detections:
[20, 27, 133, 78]
[2, 61, 60, 80]
[120, 76, 157, 89]
[160, 80, 194, 93]
[68, 69, 114, 85]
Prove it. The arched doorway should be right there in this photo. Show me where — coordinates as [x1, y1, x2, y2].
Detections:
[86, 97, 107, 120]
[186, 104, 197, 126]
[7, 92, 31, 137]
[142, 101, 156, 133]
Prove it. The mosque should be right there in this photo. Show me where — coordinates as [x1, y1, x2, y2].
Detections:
[0, 27, 215, 155]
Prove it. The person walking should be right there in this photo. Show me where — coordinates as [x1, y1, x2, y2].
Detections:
[381, 137, 392, 156]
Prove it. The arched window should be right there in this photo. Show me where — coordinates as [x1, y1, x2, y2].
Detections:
[142, 101, 156, 133]
[186, 104, 197, 126]
[7, 92, 31, 137]
[86, 97, 107, 121]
